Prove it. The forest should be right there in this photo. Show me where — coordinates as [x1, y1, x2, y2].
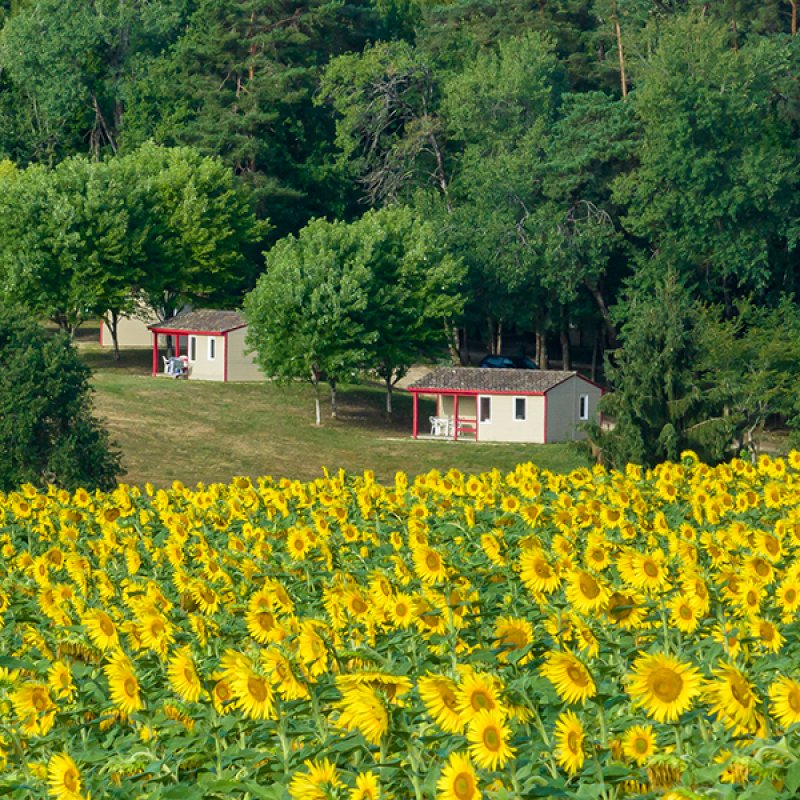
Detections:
[0, 0, 798, 465]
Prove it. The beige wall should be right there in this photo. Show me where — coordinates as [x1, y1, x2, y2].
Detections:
[477, 394, 546, 443]
[185, 334, 226, 381]
[101, 315, 157, 348]
[225, 327, 265, 382]
[545, 376, 602, 442]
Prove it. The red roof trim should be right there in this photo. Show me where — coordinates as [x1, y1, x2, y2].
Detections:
[408, 388, 546, 397]
[148, 324, 247, 336]
[408, 373, 605, 396]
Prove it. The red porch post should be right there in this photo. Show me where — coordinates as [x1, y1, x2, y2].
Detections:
[151, 331, 158, 376]
[453, 393, 459, 441]
[412, 391, 418, 438]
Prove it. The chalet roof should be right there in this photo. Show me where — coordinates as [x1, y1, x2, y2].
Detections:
[408, 368, 580, 394]
[150, 309, 247, 334]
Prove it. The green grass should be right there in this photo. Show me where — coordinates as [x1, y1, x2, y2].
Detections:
[84, 346, 588, 486]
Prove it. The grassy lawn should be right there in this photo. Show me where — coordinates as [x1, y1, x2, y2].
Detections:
[83, 345, 588, 486]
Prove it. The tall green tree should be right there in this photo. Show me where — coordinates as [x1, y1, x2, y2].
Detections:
[597, 270, 723, 466]
[356, 206, 463, 415]
[614, 15, 798, 305]
[0, 309, 121, 490]
[245, 217, 376, 425]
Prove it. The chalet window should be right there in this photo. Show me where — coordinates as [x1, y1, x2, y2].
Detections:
[514, 397, 526, 421]
[208, 338, 216, 360]
[189, 336, 197, 362]
[579, 394, 589, 420]
[479, 396, 492, 423]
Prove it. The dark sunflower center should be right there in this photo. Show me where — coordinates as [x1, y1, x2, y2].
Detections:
[567, 664, 589, 686]
[248, 677, 268, 703]
[579, 574, 600, 599]
[650, 667, 682, 702]
[453, 772, 474, 800]
[483, 726, 501, 751]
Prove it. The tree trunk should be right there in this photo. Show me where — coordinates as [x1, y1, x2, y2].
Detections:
[535, 326, 549, 369]
[311, 368, 321, 426]
[329, 378, 338, 419]
[385, 375, 393, 417]
[446, 322, 463, 365]
[560, 305, 571, 371]
[583, 277, 618, 347]
[731, 19, 739, 51]
[108, 310, 121, 361]
[459, 326, 469, 365]
[496, 319, 503, 355]
[792, 1, 798, 35]
[486, 317, 496, 355]
[615, 17, 628, 100]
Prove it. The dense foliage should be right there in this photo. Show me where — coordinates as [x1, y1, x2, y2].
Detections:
[0, 310, 120, 491]
[4, 455, 800, 798]
[0, 2, 798, 457]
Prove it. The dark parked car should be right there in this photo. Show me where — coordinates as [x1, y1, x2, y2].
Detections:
[479, 354, 538, 369]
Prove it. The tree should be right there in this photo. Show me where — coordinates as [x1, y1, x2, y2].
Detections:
[698, 299, 800, 462]
[0, 309, 121, 490]
[613, 15, 799, 306]
[356, 206, 464, 415]
[245, 218, 376, 425]
[0, 145, 266, 341]
[596, 270, 726, 466]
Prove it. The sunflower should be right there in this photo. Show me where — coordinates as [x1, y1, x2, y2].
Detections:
[334, 683, 388, 745]
[769, 676, 800, 728]
[777, 578, 800, 619]
[388, 593, 415, 628]
[137, 613, 175, 657]
[705, 663, 761, 734]
[518, 549, 561, 594]
[540, 650, 596, 705]
[418, 674, 464, 733]
[228, 660, 275, 720]
[190, 582, 222, 615]
[492, 617, 533, 665]
[289, 758, 342, 800]
[350, 770, 380, 800]
[621, 724, 657, 766]
[286, 527, 312, 560]
[605, 591, 647, 629]
[104, 651, 144, 715]
[297, 621, 329, 679]
[261, 648, 309, 701]
[245, 608, 286, 644]
[412, 545, 448, 585]
[83, 609, 119, 652]
[167, 647, 202, 703]
[565, 569, 609, 615]
[10, 682, 56, 735]
[627, 652, 701, 723]
[47, 752, 83, 800]
[750, 618, 784, 653]
[467, 708, 516, 771]
[436, 751, 480, 800]
[47, 661, 76, 702]
[455, 669, 502, 723]
[212, 677, 234, 714]
[668, 593, 703, 633]
[553, 710, 585, 775]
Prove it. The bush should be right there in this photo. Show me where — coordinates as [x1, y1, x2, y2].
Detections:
[0, 309, 121, 490]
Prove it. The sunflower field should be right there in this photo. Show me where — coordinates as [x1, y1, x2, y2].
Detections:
[3, 453, 800, 800]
